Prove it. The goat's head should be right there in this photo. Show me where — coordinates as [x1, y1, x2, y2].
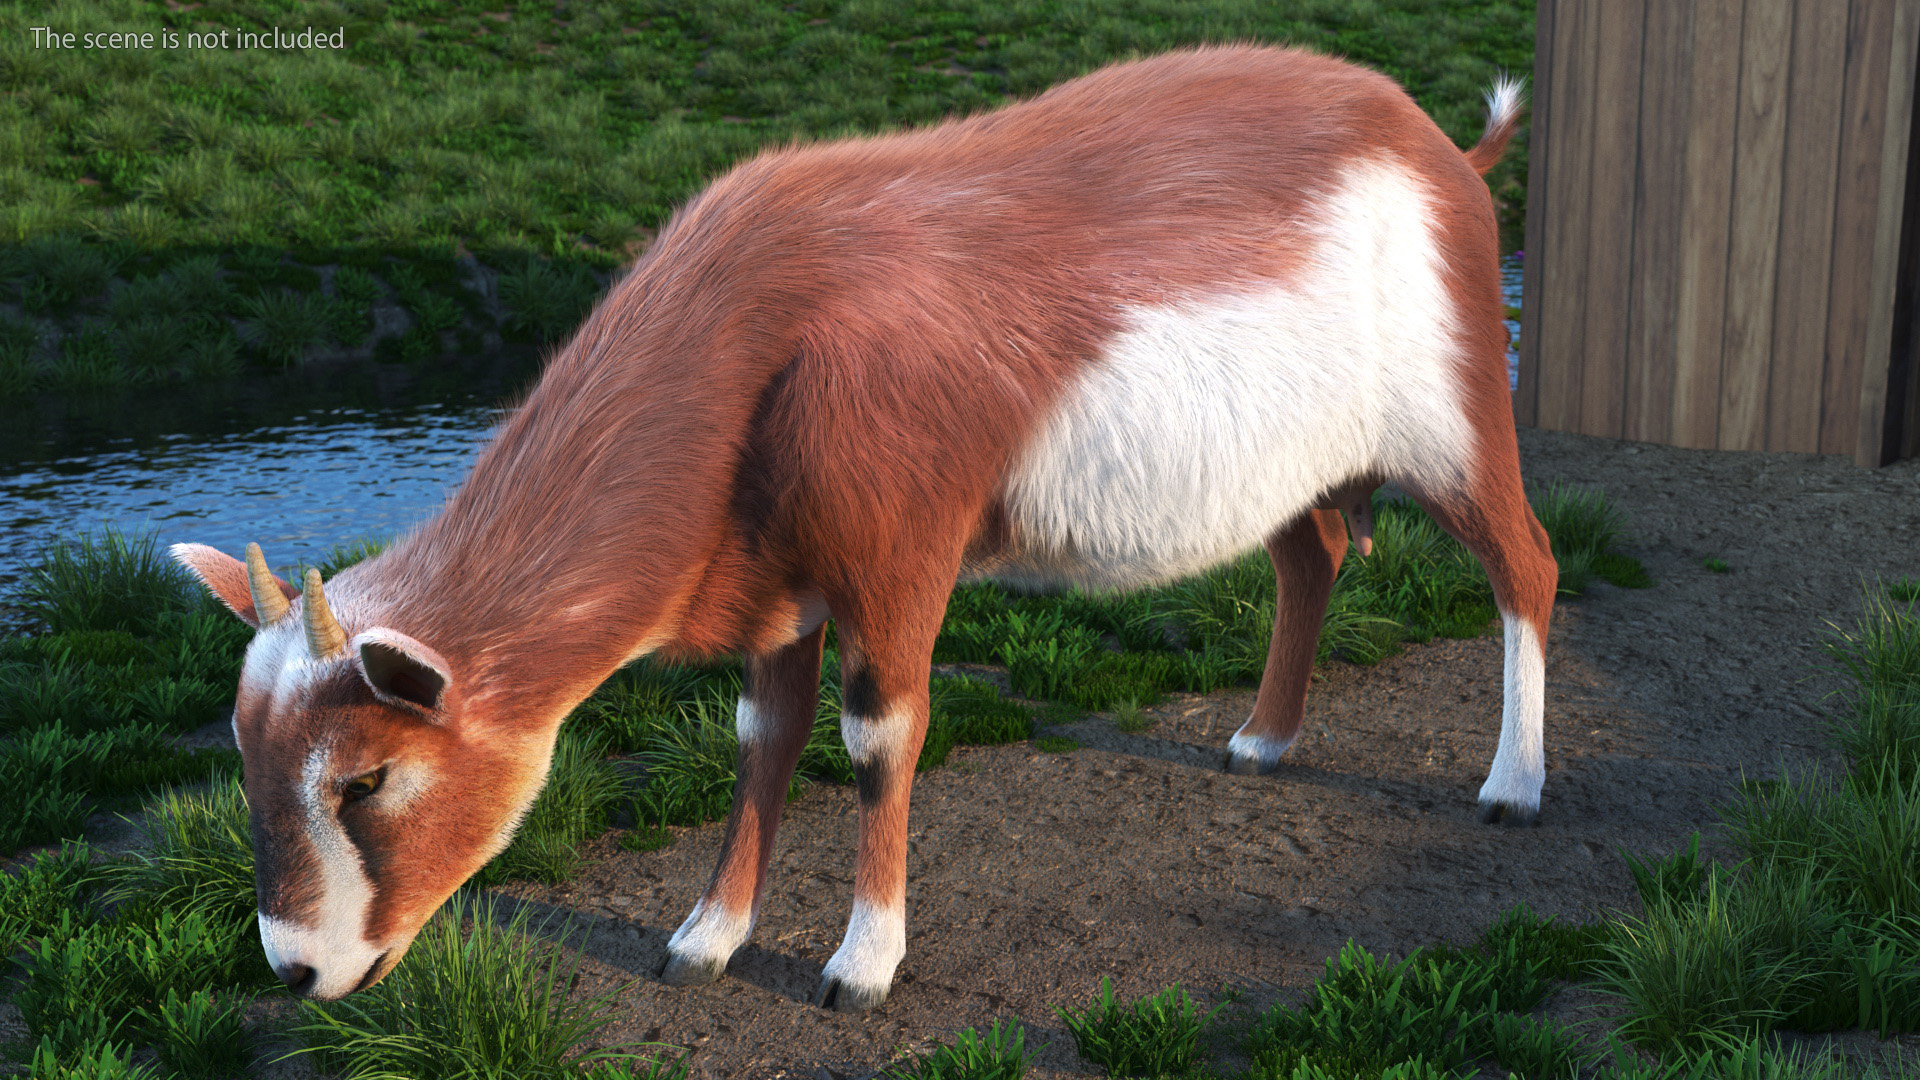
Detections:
[172, 542, 556, 1000]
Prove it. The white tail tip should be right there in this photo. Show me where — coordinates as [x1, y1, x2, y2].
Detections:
[1485, 76, 1527, 129]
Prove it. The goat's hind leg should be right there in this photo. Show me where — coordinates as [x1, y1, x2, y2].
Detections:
[1406, 465, 1557, 826]
[1228, 508, 1348, 774]
[660, 624, 825, 986]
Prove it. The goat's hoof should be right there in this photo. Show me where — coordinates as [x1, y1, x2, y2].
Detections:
[659, 951, 727, 987]
[1225, 753, 1277, 776]
[1478, 799, 1539, 827]
[813, 975, 889, 1012]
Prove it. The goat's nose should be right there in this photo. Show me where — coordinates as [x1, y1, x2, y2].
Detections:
[275, 962, 318, 996]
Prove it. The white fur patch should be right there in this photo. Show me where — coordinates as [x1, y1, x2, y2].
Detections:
[1478, 612, 1546, 811]
[256, 740, 383, 1000]
[735, 697, 768, 745]
[997, 158, 1473, 590]
[821, 896, 906, 996]
[667, 897, 755, 966]
[841, 706, 911, 766]
[1227, 729, 1294, 769]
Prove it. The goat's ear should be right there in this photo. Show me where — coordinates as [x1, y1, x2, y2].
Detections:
[352, 629, 452, 716]
[170, 543, 298, 630]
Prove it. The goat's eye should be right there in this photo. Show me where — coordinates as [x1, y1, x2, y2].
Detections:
[342, 770, 383, 801]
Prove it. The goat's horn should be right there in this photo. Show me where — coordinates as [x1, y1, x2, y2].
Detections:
[245, 543, 291, 626]
[303, 568, 347, 659]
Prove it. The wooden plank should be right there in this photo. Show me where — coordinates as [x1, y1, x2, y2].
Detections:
[1823, 0, 1897, 454]
[1577, 0, 1648, 439]
[1624, 0, 1695, 443]
[1718, 0, 1793, 451]
[1515, 0, 1556, 427]
[1534, 0, 1603, 432]
[1672, 0, 1746, 449]
[1764, 0, 1848, 452]
[1858, 0, 1920, 464]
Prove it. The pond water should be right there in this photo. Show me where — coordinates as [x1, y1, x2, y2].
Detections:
[0, 258, 1526, 593]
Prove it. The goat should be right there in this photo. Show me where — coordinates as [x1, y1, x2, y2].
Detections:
[173, 44, 1553, 1010]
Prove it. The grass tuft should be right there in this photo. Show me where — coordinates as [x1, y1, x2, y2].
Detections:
[1057, 978, 1222, 1078]
[11, 525, 195, 636]
[289, 891, 659, 1079]
[883, 1020, 1030, 1080]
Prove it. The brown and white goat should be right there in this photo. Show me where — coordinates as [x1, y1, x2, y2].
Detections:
[173, 45, 1554, 1010]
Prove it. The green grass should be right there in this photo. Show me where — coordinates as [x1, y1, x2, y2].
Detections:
[1584, 584, 1920, 1058]
[0, 526, 249, 854]
[0, 0, 1531, 386]
[1057, 978, 1223, 1078]
[287, 891, 671, 1079]
[882, 1020, 1030, 1080]
[1705, 557, 1731, 574]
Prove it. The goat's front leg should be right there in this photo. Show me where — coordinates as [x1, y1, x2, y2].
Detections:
[812, 599, 942, 1012]
[660, 624, 825, 986]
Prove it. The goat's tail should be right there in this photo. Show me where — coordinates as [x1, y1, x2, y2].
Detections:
[1464, 76, 1527, 176]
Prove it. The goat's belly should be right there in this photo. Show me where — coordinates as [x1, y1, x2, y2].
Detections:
[990, 279, 1472, 592]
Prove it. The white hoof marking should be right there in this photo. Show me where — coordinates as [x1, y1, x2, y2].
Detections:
[1227, 727, 1295, 769]
[667, 898, 753, 968]
[821, 897, 905, 1000]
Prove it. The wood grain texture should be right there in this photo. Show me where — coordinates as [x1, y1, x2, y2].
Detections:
[1578, 0, 1648, 439]
[1524, 0, 1912, 461]
[1824, 0, 1896, 456]
[1719, 0, 1792, 451]
[1534, 0, 1602, 432]
[1624, 0, 1695, 443]
[1765, 0, 1847, 452]
[1672, 0, 1745, 450]
[1859, 0, 1920, 464]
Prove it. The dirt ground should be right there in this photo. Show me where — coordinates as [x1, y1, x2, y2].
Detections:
[467, 427, 1920, 1078]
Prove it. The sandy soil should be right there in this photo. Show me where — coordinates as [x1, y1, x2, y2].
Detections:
[471, 427, 1920, 1077]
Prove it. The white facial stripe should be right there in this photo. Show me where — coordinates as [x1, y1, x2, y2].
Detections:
[999, 157, 1473, 590]
[1227, 729, 1294, 770]
[261, 739, 383, 1000]
[822, 896, 906, 996]
[1478, 612, 1546, 812]
[667, 897, 754, 967]
[840, 706, 911, 766]
[736, 697, 767, 745]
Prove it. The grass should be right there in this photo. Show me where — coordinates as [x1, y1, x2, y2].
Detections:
[287, 890, 672, 1080]
[1057, 978, 1223, 1077]
[882, 1020, 1030, 1080]
[0, 0, 1531, 387]
[0, 525, 249, 853]
[1581, 581, 1920, 1058]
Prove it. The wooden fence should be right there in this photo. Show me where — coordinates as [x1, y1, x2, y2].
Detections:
[1516, 0, 1920, 465]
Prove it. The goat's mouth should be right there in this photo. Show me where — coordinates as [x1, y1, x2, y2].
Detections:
[349, 949, 395, 995]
